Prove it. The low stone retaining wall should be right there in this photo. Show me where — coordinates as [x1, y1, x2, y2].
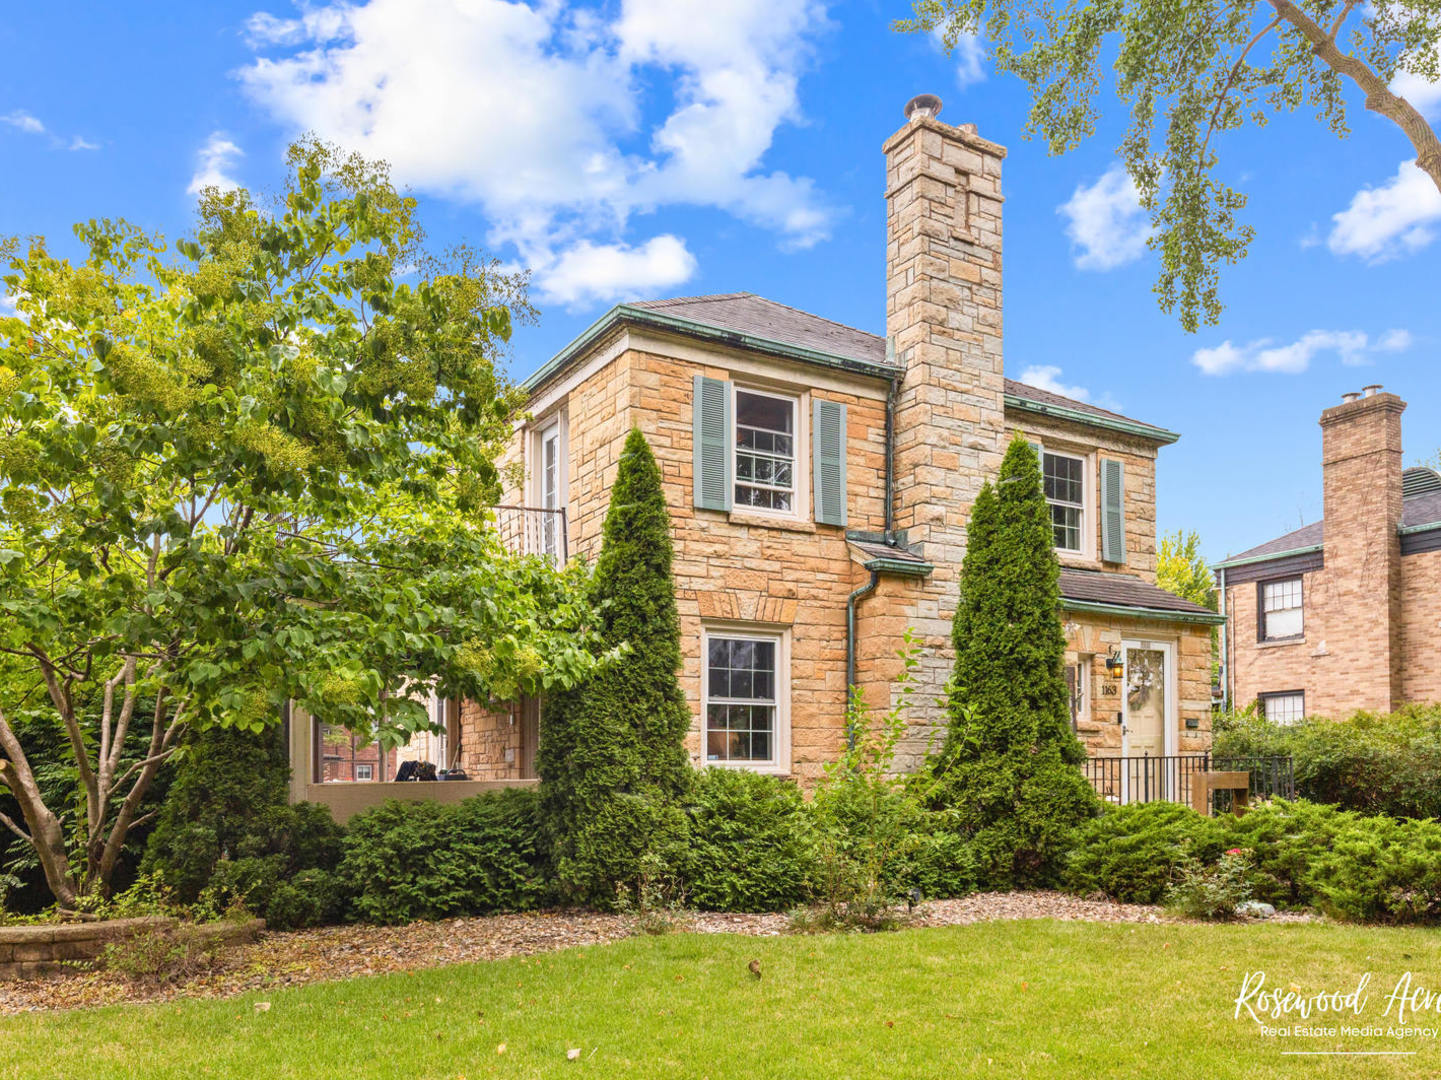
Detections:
[0, 916, 264, 980]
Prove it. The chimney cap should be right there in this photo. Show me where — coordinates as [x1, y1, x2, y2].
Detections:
[1363, 383, 1383, 397]
[1341, 391, 1362, 403]
[904, 94, 943, 122]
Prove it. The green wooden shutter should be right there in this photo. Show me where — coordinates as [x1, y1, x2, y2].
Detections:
[1100, 458, 1126, 564]
[812, 399, 847, 526]
[693, 375, 732, 511]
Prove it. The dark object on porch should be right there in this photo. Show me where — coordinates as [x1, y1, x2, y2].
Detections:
[393, 761, 439, 782]
[1082, 753, 1293, 810]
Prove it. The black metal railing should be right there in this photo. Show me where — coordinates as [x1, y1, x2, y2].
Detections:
[492, 505, 568, 562]
[1082, 753, 1294, 808]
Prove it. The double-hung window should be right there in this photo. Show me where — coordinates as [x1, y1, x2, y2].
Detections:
[1260, 577, 1303, 641]
[704, 632, 782, 766]
[1043, 451, 1086, 553]
[1259, 691, 1305, 726]
[734, 389, 796, 513]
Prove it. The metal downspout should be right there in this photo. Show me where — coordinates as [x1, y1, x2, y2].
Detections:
[846, 571, 881, 751]
[1217, 565, 1230, 710]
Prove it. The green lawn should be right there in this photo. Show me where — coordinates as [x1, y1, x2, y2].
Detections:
[5, 919, 1441, 1079]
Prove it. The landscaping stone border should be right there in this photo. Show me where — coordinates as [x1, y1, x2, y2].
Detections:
[0, 916, 264, 980]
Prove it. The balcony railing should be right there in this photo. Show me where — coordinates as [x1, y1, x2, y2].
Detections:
[492, 505, 568, 562]
[1082, 753, 1294, 810]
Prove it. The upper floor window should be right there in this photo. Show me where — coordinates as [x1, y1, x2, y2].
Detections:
[734, 389, 796, 513]
[1043, 451, 1086, 553]
[1259, 691, 1305, 726]
[1260, 577, 1303, 641]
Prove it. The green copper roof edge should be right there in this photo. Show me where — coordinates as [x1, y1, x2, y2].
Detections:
[1213, 544, 1323, 571]
[1059, 598, 1227, 625]
[1004, 394, 1180, 445]
[521, 305, 898, 393]
[1400, 520, 1441, 536]
[863, 557, 934, 577]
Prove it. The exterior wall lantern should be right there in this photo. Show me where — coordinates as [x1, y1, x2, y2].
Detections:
[1104, 650, 1125, 679]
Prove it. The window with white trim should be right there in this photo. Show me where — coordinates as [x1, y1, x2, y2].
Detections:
[354, 764, 373, 781]
[704, 632, 783, 765]
[734, 389, 796, 513]
[1259, 691, 1305, 726]
[1260, 577, 1303, 641]
[534, 418, 565, 559]
[1043, 451, 1086, 553]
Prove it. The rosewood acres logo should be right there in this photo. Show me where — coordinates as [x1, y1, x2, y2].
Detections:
[1235, 971, 1441, 1055]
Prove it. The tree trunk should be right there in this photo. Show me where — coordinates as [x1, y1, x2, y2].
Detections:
[1270, 0, 1441, 193]
[0, 732, 78, 908]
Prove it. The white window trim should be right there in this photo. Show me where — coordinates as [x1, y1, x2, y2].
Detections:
[528, 412, 568, 558]
[1071, 654, 1092, 732]
[1259, 690, 1306, 726]
[354, 763, 373, 781]
[700, 622, 792, 775]
[1036, 442, 1096, 560]
[1260, 576, 1304, 642]
[731, 384, 809, 523]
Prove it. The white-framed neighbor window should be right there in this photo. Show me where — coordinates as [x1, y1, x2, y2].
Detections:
[1259, 691, 1305, 726]
[703, 627, 789, 770]
[734, 388, 797, 513]
[1043, 450, 1087, 553]
[354, 764, 373, 781]
[1260, 577, 1303, 641]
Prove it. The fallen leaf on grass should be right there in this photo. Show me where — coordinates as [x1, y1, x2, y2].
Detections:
[254, 1002, 270, 1013]
[567, 1049, 582, 1061]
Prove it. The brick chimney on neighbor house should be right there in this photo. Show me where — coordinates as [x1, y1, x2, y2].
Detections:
[883, 94, 1007, 750]
[1319, 384, 1407, 711]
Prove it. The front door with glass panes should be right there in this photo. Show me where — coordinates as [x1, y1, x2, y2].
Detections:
[1120, 640, 1175, 802]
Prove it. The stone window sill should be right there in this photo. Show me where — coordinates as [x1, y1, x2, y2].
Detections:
[726, 510, 818, 534]
[1256, 636, 1306, 650]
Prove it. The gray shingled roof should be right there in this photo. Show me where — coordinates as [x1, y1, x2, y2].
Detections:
[1219, 487, 1441, 568]
[847, 538, 930, 565]
[1059, 568, 1220, 618]
[625, 293, 1170, 436]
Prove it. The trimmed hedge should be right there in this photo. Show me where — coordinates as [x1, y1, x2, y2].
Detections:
[1063, 802, 1226, 904]
[1309, 815, 1441, 924]
[339, 790, 547, 925]
[1215, 705, 1441, 819]
[681, 769, 817, 912]
[1221, 798, 1355, 909]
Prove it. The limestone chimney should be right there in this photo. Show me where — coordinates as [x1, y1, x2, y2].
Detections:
[1319, 387, 1406, 710]
[884, 93, 1007, 572]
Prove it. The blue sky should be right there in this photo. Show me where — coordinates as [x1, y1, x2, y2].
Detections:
[3, 1, 1439, 562]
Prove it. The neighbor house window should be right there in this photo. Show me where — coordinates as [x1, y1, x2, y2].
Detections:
[704, 631, 785, 766]
[1259, 691, 1305, 726]
[354, 764, 373, 781]
[1043, 451, 1086, 553]
[1259, 577, 1303, 641]
[734, 389, 796, 512]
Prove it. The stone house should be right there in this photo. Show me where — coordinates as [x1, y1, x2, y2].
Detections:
[1216, 386, 1441, 722]
[287, 95, 1222, 816]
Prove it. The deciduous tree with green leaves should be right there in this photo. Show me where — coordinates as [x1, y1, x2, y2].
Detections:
[904, 0, 1441, 330]
[1157, 529, 1218, 611]
[0, 143, 611, 907]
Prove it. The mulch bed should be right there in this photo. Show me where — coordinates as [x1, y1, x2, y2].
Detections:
[0, 891, 1313, 1015]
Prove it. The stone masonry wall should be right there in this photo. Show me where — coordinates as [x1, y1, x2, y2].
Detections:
[1401, 549, 1441, 704]
[883, 108, 1007, 762]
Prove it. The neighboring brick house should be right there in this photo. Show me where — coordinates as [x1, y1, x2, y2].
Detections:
[1216, 386, 1441, 722]
[286, 95, 1222, 814]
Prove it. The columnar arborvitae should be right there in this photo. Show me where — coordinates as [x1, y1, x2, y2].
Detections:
[930, 434, 1099, 887]
[537, 427, 692, 905]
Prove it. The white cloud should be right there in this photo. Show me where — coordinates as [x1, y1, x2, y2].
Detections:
[239, 0, 831, 304]
[1192, 329, 1412, 376]
[1017, 364, 1121, 411]
[68, 135, 99, 152]
[1058, 165, 1152, 270]
[1392, 48, 1441, 118]
[1327, 159, 1441, 262]
[535, 235, 697, 307]
[930, 26, 986, 88]
[188, 132, 244, 195]
[1, 110, 45, 134]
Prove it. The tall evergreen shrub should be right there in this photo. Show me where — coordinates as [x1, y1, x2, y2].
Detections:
[537, 427, 692, 905]
[929, 435, 1099, 887]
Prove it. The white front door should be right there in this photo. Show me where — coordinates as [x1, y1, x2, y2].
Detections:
[1120, 640, 1176, 802]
